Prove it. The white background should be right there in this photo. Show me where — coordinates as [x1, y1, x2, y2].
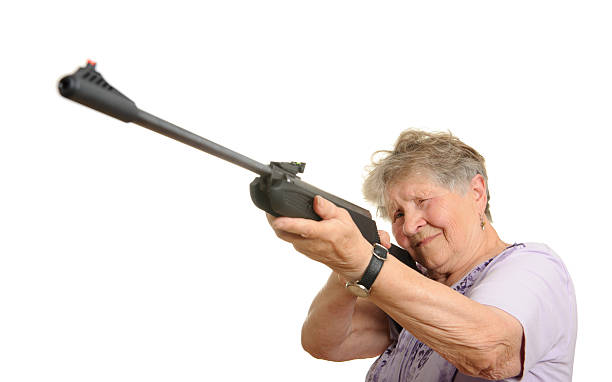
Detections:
[1, 1, 610, 380]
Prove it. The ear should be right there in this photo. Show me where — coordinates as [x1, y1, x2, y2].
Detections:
[469, 174, 488, 215]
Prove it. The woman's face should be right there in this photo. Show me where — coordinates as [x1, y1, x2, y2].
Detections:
[387, 173, 483, 276]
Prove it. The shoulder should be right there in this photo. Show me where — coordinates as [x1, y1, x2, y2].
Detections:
[478, 242, 573, 289]
[469, 242, 576, 304]
[466, 241, 577, 334]
[467, 242, 577, 374]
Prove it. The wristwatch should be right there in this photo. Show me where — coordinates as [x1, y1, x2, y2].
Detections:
[345, 243, 388, 297]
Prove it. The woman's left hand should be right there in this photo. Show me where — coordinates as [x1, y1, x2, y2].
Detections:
[267, 195, 373, 281]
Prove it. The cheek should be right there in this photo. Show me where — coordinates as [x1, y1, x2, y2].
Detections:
[391, 223, 417, 259]
[428, 203, 470, 248]
[427, 201, 450, 224]
[391, 223, 402, 241]
[391, 222, 412, 248]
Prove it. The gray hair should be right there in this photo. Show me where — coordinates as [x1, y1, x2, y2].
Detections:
[362, 129, 492, 221]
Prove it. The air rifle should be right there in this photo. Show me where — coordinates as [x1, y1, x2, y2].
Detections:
[57, 61, 416, 270]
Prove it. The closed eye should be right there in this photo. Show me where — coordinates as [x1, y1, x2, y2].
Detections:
[392, 211, 404, 223]
[416, 198, 429, 207]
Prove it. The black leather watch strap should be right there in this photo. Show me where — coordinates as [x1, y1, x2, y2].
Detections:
[358, 254, 384, 290]
[356, 243, 388, 290]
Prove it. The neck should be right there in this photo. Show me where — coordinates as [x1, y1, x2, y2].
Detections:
[431, 223, 508, 286]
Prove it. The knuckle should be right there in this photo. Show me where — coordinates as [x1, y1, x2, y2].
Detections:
[300, 226, 314, 238]
[339, 208, 351, 220]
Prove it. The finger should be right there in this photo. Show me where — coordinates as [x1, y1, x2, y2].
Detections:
[275, 229, 307, 243]
[271, 216, 322, 239]
[272, 230, 330, 256]
[266, 213, 277, 225]
[313, 195, 347, 221]
[266, 214, 306, 241]
[267, 214, 308, 240]
[291, 237, 330, 254]
[378, 230, 391, 249]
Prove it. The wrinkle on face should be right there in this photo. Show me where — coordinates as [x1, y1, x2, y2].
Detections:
[386, 175, 482, 285]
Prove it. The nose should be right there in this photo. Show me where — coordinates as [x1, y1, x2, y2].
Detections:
[402, 211, 427, 236]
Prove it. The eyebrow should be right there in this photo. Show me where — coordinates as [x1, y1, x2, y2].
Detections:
[386, 201, 400, 218]
[387, 190, 438, 215]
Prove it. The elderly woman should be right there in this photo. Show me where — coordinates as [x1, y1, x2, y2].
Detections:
[268, 130, 576, 381]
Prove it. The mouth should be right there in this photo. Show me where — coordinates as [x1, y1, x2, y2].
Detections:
[416, 233, 442, 248]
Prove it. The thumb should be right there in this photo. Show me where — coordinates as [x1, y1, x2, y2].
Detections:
[313, 195, 340, 220]
[378, 230, 391, 249]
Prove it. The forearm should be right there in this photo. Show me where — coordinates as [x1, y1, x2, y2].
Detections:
[301, 272, 358, 358]
[369, 256, 522, 379]
[301, 271, 391, 361]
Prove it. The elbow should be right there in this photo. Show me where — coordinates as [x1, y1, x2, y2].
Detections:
[301, 333, 325, 360]
[301, 327, 349, 362]
[301, 322, 325, 359]
[457, 312, 525, 380]
[455, 343, 522, 380]
[301, 334, 343, 362]
[479, 359, 522, 381]
[302, 343, 335, 361]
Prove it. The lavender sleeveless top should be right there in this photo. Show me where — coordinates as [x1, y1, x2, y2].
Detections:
[365, 243, 577, 382]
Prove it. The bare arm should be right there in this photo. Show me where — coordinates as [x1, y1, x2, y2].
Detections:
[369, 255, 523, 380]
[301, 271, 391, 361]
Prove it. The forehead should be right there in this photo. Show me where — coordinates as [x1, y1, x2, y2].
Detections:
[386, 173, 448, 207]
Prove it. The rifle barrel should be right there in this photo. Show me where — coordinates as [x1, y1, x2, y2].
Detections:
[135, 110, 272, 176]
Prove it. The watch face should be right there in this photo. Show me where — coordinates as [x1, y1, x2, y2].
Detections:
[346, 283, 370, 298]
